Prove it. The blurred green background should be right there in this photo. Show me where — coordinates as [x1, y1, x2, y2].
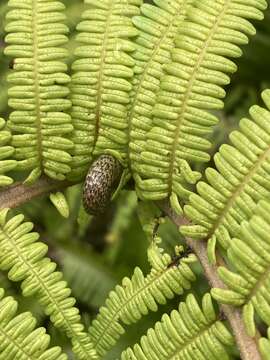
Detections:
[0, 0, 269, 358]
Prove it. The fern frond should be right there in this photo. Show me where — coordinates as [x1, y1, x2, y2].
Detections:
[4, 0, 73, 184]
[68, 0, 142, 181]
[181, 89, 270, 249]
[134, 0, 267, 213]
[128, 0, 192, 174]
[0, 118, 16, 186]
[0, 288, 67, 360]
[0, 209, 97, 360]
[121, 293, 234, 360]
[88, 244, 196, 358]
[211, 200, 270, 340]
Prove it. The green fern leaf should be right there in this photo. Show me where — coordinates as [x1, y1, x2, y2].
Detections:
[4, 0, 73, 184]
[134, 0, 267, 212]
[49, 191, 70, 218]
[68, 0, 142, 181]
[88, 244, 196, 358]
[181, 89, 270, 249]
[0, 288, 67, 360]
[128, 0, 192, 176]
[0, 209, 97, 360]
[121, 293, 234, 360]
[259, 334, 270, 360]
[0, 118, 17, 186]
[211, 200, 270, 343]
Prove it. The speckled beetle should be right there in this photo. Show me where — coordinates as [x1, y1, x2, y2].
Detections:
[83, 155, 122, 216]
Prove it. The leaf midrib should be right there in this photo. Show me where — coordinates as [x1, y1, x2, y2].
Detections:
[32, 0, 43, 170]
[91, 264, 186, 355]
[127, 0, 187, 170]
[93, 2, 114, 151]
[167, 1, 231, 194]
[210, 145, 270, 242]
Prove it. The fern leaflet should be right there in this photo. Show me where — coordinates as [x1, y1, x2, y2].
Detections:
[68, 0, 142, 181]
[5, 0, 73, 184]
[0, 118, 16, 186]
[88, 244, 196, 358]
[134, 0, 267, 214]
[0, 288, 67, 360]
[260, 333, 270, 360]
[121, 293, 234, 360]
[128, 0, 192, 176]
[181, 89, 270, 251]
[211, 200, 270, 353]
[0, 209, 97, 360]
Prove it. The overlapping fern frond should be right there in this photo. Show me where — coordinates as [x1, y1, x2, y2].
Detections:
[128, 0, 192, 174]
[211, 200, 270, 348]
[88, 244, 196, 358]
[121, 293, 234, 360]
[134, 0, 267, 214]
[5, 0, 73, 184]
[181, 89, 270, 252]
[0, 288, 67, 360]
[0, 118, 16, 186]
[69, 0, 142, 181]
[0, 209, 97, 360]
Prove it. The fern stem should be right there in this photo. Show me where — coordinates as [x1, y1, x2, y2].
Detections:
[190, 240, 261, 360]
[32, 0, 43, 170]
[85, 0, 114, 155]
[160, 200, 261, 360]
[0, 177, 73, 210]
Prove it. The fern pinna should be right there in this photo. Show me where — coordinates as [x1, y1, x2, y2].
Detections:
[121, 293, 234, 360]
[88, 244, 196, 358]
[0, 117, 16, 186]
[0, 288, 67, 360]
[210, 200, 270, 359]
[0, 208, 97, 360]
[1, 0, 270, 359]
[181, 90, 270, 251]
[4, 0, 72, 184]
[134, 0, 267, 214]
[68, 0, 142, 181]
[127, 0, 192, 174]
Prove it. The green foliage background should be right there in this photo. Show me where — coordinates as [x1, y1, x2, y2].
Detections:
[0, 0, 270, 359]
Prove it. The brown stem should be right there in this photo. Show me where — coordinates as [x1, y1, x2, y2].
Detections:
[159, 200, 261, 360]
[0, 176, 74, 209]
